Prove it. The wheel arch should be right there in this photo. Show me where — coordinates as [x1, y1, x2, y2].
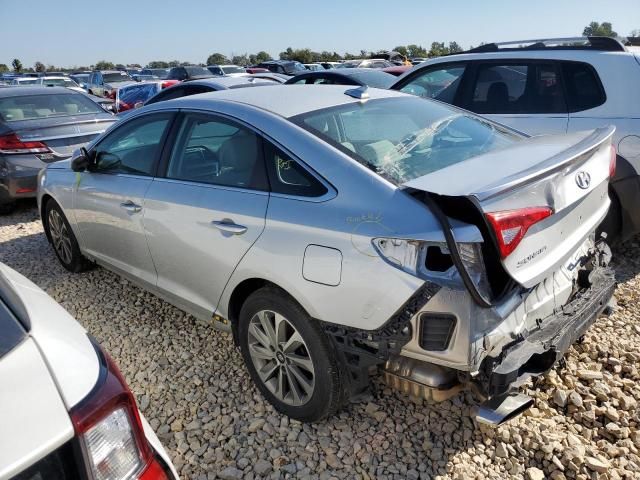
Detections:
[226, 277, 307, 344]
[40, 193, 55, 243]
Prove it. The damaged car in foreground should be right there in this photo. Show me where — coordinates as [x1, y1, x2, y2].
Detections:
[38, 85, 616, 423]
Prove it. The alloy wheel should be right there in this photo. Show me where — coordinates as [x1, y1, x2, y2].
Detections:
[247, 309, 316, 406]
[48, 209, 73, 265]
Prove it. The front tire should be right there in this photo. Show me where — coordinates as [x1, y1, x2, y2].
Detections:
[238, 287, 348, 422]
[44, 200, 93, 273]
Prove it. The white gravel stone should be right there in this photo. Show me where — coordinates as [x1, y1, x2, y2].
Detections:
[3, 203, 640, 479]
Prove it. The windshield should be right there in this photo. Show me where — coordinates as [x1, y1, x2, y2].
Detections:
[0, 93, 105, 122]
[16, 79, 39, 84]
[337, 61, 359, 68]
[221, 66, 246, 74]
[42, 78, 79, 87]
[349, 71, 395, 88]
[185, 66, 211, 76]
[294, 97, 520, 184]
[104, 72, 131, 83]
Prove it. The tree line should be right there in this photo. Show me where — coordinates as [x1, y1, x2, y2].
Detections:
[2, 21, 636, 74]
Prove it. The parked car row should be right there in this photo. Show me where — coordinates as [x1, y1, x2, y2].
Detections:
[0, 37, 635, 440]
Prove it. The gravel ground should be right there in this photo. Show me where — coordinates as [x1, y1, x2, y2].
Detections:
[1, 201, 639, 480]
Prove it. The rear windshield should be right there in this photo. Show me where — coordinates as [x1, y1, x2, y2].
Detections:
[42, 78, 79, 88]
[0, 93, 104, 122]
[348, 71, 395, 88]
[294, 97, 520, 184]
[104, 72, 131, 82]
[185, 66, 211, 76]
[221, 66, 246, 74]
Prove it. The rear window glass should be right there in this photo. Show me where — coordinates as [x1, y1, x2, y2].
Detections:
[184, 66, 211, 76]
[562, 62, 605, 112]
[221, 66, 246, 74]
[103, 72, 131, 82]
[0, 93, 104, 121]
[294, 97, 519, 185]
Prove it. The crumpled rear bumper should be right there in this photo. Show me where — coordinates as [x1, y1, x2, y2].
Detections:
[478, 265, 616, 397]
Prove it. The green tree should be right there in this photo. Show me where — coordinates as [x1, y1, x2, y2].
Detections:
[12, 58, 23, 72]
[206, 53, 228, 65]
[231, 54, 249, 66]
[255, 51, 271, 63]
[34, 61, 46, 72]
[406, 44, 428, 58]
[147, 60, 169, 68]
[94, 60, 115, 70]
[582, 21, 617, 37]
[394, 46, 408, 57]
[168, 60, 181, 67]
[428, 42, 448, 57]
[279, 48, 314, 63]
[0, 64, 9, 73]
[448, 41, 463, 53]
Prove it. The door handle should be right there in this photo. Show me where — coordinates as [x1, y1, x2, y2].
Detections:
[211, 220, 247, 235]
[120, 201, 142, 213]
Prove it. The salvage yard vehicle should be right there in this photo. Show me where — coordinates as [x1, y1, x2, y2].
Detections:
[38, 85, 616, 424]
[0, 262, 178, 479]
[0, 86, 116, 214]
[284, 68, 396, 88]
[87, 70, 135, 98]
[392, 36, 640, 241]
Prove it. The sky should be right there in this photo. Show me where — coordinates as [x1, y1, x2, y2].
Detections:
[1, 0, 638, 68]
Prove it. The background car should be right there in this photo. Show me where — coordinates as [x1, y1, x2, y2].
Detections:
[166, 65, 213, 81]
[115, 80, 180, 113]
[245, 67, 270, 74]
[303, 63, 324, 71]
[410, 57, 428, 65]
[0, 86, 116, 213]
[256, 60, 307, 76]
[87, 70, 135, 98]
[140, 68, 170, 79]
[244, 72, 289, 83]
[0, 262, 179, 479]
[69, 73, 90, 89]
[39, 85, 614, 425]
[318, 62, 342, 69]
[207, 64, 247, 76]
[144, 76, 275, 106]
[36, 76, 85, 92]
[337, 59, 394, 69]
[10, 77, 40, 86]
[284, 68, 396, 88]
[391, 36, 640, 241]
[382, 65, 411, 76]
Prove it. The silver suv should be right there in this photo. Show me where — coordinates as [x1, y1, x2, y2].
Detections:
[392, 36, 640, 240]
[38, 86, 615, 423]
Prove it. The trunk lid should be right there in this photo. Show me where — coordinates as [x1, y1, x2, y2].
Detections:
[404, 127, 615, 288]
[8, 115, 115, 160]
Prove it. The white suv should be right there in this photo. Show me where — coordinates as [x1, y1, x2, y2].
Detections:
[392, 36, 640, 240]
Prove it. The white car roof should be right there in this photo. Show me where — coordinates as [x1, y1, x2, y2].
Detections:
[173, 84, 407, 118]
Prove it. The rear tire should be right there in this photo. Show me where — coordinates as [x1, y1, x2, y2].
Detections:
[238, 287, 348, 422]
[44, 200, 93, 273]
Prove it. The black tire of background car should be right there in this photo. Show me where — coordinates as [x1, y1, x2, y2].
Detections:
[0, 202, 16, 215]
[44, 200, 94, 273]
[238, 286, 349, 422]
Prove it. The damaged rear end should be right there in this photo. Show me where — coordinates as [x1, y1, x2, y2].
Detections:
[385, 126, 617, 423]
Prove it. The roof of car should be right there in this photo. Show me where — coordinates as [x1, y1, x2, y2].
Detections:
[171, 84, 406, 118]
[0, 86, 76, 98]
[94, 70, 123, 74]
[186, 76, 275, 89]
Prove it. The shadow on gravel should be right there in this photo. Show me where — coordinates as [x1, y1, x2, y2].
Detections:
[611, 235, 640, 284]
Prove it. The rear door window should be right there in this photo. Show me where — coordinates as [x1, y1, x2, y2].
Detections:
[561, 62, 606, 112]
[467, 62, 566, 114]
[263, 142, 328, 197]
[397, 64, 467, 104]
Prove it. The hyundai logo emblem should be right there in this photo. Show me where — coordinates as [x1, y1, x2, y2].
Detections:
[575, 171, 591, 189]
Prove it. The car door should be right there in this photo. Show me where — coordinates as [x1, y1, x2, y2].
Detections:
[143, 112, 269, 320]
[461, 61, 568, 135]
[73, 112, 175, 287]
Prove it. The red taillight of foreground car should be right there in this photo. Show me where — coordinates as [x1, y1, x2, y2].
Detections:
[609, 145, 617, 179]
[70, 345, 169, 480]
[0, 133, 51, 154]
[486, 207, 553, 259]
[117, 101, 133, 113]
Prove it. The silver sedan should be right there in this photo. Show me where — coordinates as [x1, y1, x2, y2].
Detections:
[38, 85, 615, 423]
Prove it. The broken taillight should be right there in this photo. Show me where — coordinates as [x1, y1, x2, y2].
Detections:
[486, 207, 553, 259]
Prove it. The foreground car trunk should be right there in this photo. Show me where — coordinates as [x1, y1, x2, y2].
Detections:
[405, 126, 615, 294]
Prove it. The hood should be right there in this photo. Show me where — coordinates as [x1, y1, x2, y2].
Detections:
[0, 264, 100, 409]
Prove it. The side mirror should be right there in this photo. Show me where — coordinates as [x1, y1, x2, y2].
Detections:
[71, 147, 91, 172]
[95, 152, 121, 171]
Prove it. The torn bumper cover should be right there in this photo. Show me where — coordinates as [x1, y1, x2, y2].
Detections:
[479, 266, 616, 397]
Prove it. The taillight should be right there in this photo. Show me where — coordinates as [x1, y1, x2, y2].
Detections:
[118, 101, 132, 113]
[71, 344, 169, 480]
[160, 80, 178, 89]
[609, 145, 617, 179]
[0, 133, 51, 154]
[486, 207, 553, 259]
